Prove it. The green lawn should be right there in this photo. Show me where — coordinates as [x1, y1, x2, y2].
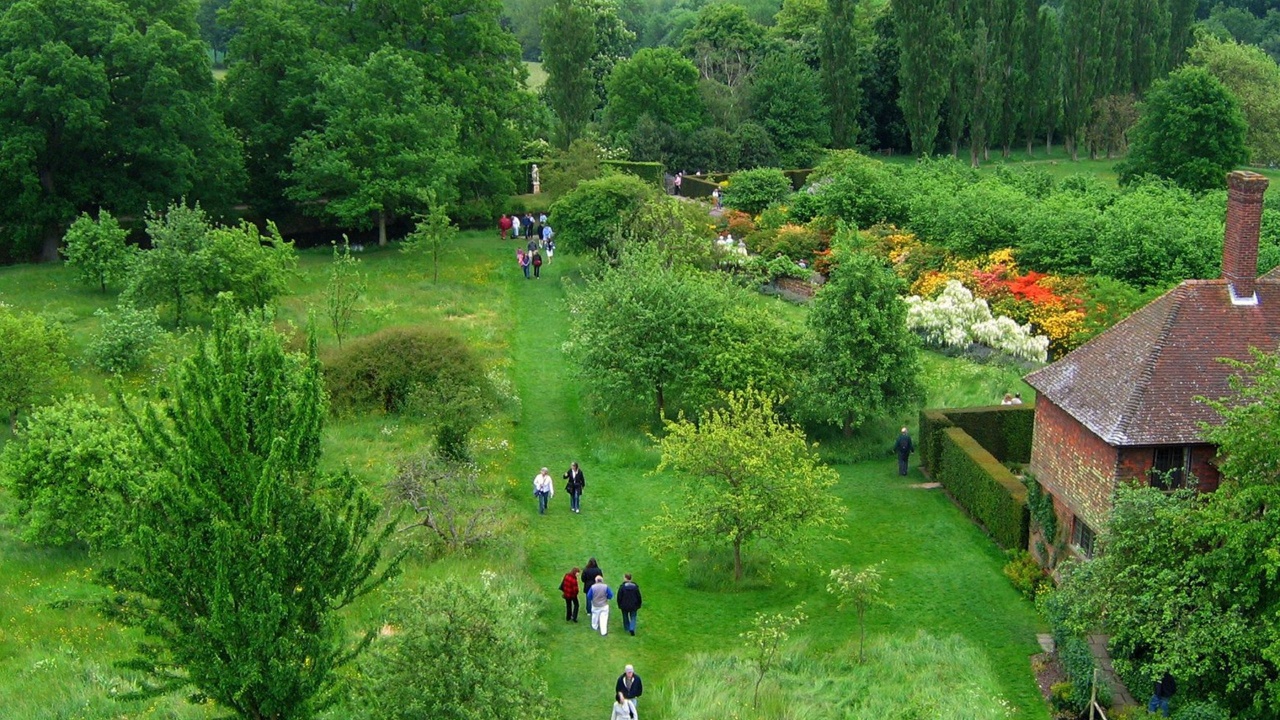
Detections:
[524, 60, 547, 92]
[0, 233, 1047, 718]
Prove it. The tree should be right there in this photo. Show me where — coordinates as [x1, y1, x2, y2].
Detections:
[204, 220, 297, 310]
[541, 0, 597, 147]
[549, 173, 656, 259]
[796, 246, 924, 435]
[1190, 35, 1280, 167]
[647, 388, 845, 581]
[681, 3, 767, 90]
[1205, 348, 1280, 489]
[289, 48, 461, 247]
[819, 0, 862, 148]
[827, 562, 891, 664]
[402, 199, 459, 284]
[387, 453, 501, 553]
[351, 577, 555, 720]
[0, 396, 142, 550]
[751, 49, 830, 167]
[1119, 67, 1248, 191]
[324, 240, 365, 348]
[123, 202, 215, 327]
[1092, 181, 1224, 288]
[0, 0, 243, 261]
[0, 305, 72, 430]
[605, 47, 706, 137]
[61, 211, 134, 293]
[742, 604, 807, 709]
[896, 0, 954, 155]
[722, 168, 792, 215]
[102, 308, 400, 720]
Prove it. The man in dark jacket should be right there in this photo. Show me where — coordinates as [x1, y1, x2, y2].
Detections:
[1148, 671, 1175, 717]
[564, 461, 585, 513]
[894, 426, 914, 476]
[616, 664, 643, 704]
[616, 573, 643, 636]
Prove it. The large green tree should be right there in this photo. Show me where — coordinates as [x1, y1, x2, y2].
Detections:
[751, 49, 830, 168]
[896, 0, 954, 155]
[541, 0, 597, 147]
[0, 0, 243, 261]
[819, 0, 862, 148]
[1118, 66, 1248, 191]
[605, 47, 706, 136]
[796, 244, 924, 435]
[103, 308, 399, 720]
[1190, 35, 1280, 167]
[647, 388, 845, 581]
[289, 48, 461, 246]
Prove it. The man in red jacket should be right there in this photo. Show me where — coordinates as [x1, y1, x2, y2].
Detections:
[559, 567, 580, 622]
[498, 214, 512, 240]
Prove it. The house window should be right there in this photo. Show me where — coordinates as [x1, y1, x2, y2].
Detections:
[1151, 446, 1190, 490]
[1071, 516, 1096, 559]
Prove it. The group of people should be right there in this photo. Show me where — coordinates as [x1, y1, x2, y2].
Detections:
[558, 557, 644, 637]
[1000, 392, 1024, 405]
[532, 463, 583, 514]
[498, 212, 547, 242]
[504, 214, 555, 280]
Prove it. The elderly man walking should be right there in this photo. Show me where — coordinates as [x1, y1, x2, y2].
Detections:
[616, 664, 644, 705]
[587, 575, 614, 636]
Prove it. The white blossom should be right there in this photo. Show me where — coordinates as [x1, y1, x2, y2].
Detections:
[905, 280, 1049, 363]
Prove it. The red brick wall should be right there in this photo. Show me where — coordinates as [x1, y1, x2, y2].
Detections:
[1115, 445, 1221, 492]
[1028, 397, 1119, 530]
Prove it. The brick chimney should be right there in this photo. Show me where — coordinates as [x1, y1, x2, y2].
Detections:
[1224, 170, 1269, 306]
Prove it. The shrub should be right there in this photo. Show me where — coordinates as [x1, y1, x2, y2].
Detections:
[89, 304, 165, 374]
[723, 168, 792, 215]
[746, 224, 827, 263]
[1172, 701, 1231, 720]
[0, 396, 144, 550]
[323, 327, 494, 448]
[1040, 589, 1109, 714]
[549, 173, 656, 258]
[918, 409, 954, 476]
[807, 151, 905, 228]
[1003, 550, 1047, 601]
[61, 210, 135, 293]
[936, 427, 1029, 550]
[906, 280, 1049, 363]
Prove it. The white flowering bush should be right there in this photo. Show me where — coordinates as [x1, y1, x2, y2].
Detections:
[906, 280, 1049, 363]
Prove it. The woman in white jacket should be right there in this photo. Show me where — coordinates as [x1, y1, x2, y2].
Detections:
[611, 691, 637, 720]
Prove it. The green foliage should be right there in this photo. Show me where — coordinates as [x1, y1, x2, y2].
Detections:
[61, 211, 134, 293]
[1017, 191, 1104, 275]
[917, 409, 953, 476]
[796, 248, 924, 435]
[402, 200, 459, 284]
[1119, 67, 1249, 192]
[744, 224, 827, 264]
[936, 428, 1030, 550]
[325, 240, 366, 348]
[909, 180, 1030, 256]
[549, 172, 656, 258]
[805, 151, 905, 228]
[601, 159, 666, 185]
[323, 326, 495, 450]
[1172, 701, 1232, 720]
[742, 604, 807, 708]
[828, 563, 891, 664]
[723, 168, 793, 215]
[352, 575, 555, 720]
[1204, 348, 1280, 490]
[1023, 473, 1062, 567]
[89, 304, 165, 375]
[1092, 181, 1225, 288]
[123, 201, 215, 327]
[605, 47, 706, 136]
[925, 405, 1035, 465]
[647, 389, 846, 581]
[0, 396, 143, 550]
[734, 121, 780, 169]
[388, 453, 503, 550]
[540, 139, 605, 198]
[1189, 35, 1280, 167]
[750, 49, 830, 168]
[896, 0, 955, 156]
[1002, 550, 1047, 601]
[1039, 589, 1110, 713]
[541, 0, 597, 147]
[0, 304, 72, 429]
[289, 47, 461, 245]
[103, 308, 400, 718]
[203, 220, 297, 311]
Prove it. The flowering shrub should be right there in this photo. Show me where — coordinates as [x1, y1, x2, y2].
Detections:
[906, 281, 1049, 363]
[721, 210, 757, 239]
[746, 223, 828, 263]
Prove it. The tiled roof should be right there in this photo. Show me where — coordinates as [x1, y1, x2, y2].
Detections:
[1024, 277, 1280, 446]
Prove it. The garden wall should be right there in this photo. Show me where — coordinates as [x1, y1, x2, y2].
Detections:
[919, 405, 1034, 550]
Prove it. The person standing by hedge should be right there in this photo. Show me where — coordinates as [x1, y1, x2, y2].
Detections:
[1148, 671, 1176, 717]
[564, 461, 585, 512]
[894, 427, 914, 477]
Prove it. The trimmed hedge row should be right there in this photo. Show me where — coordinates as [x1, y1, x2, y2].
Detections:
[602, 160, 665, 185]
[937, 427, 1030, 550]
[941, 405, 1035, 464]
[918, 409, 955, 476]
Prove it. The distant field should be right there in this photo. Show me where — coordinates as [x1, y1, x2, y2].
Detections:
[523, 60, 546, 92]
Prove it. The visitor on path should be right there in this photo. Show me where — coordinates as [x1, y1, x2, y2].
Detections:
[611, 691, 637, 720]
[546, 238, 555, 263]
[587, 575, 613, 636]
[498, 214, 511, 240]
[519, 249, 531, 279]
[617, 574, 642, 636]
[542, 224, 554, 245]
[616, 665, 643, 704]
[564, 461, 585, 513]
[894, 426, 914, 477]
[539, 212, 548, 226]
[532, 250, 543, 278]
[711, 187, 721, 209]
[511, 213, 521, 240]
[559, 567, 581, 622]
[524, 212, 536, 238]
[1011, 393, 1023, 404]
[1148, 671, 1176, 717]
[1001, 392, 1014, 405]
[527, 236, 539, 254]
[674, 172, 682, 196]
[533, 467, 554, 513]
[582, 558, 603, 615]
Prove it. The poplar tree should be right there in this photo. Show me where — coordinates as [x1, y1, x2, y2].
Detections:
[103, 308, 399, 720]
[542, 0, 598, 147]
[896, 0, 954, 155]
[820, 0, 862, 148]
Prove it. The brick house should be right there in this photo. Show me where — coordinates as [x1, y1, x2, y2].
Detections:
[1024, 171, 1279, 558]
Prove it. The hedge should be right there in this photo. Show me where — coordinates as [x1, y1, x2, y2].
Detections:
[602, 160, 665, 186]
[679, 175, 719, 199]
[937, 427, 1030, 550]
[937, 405, 1035, 464]
[918, 409, 954, 476]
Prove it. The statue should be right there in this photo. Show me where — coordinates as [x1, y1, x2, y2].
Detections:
[531, 164, 541, 195]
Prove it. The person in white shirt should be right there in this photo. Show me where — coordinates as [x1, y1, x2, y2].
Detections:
[533, 467, 554, 514]
[611, 691, 637, 720]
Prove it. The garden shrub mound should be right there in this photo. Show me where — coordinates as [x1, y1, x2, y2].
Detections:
[323, 326, 492, 419]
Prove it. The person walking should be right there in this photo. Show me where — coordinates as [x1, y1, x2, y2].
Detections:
[533, 467, 554, 513]
[1148, 671, 1176, 717]
[893, 426, 914, 477]
[611, 691, 637, 720]
[711, 187, 721, 209]
[541, 223, 554, 247]
[673, 171, 683, 196]
[616, 574, 642, 636]
[564, 461, 585, 513]
[498, 213, 511, 240]
[559, 567, 581, 623]
[532, 250, 543, 278]
[519, 249, 531, 279]
[511, 213, 521, 241]
[545, 238, 555, 264]
[582, 557, 603, 590]
[615, 665, 643, 705]
[587, 575, 613, 636]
